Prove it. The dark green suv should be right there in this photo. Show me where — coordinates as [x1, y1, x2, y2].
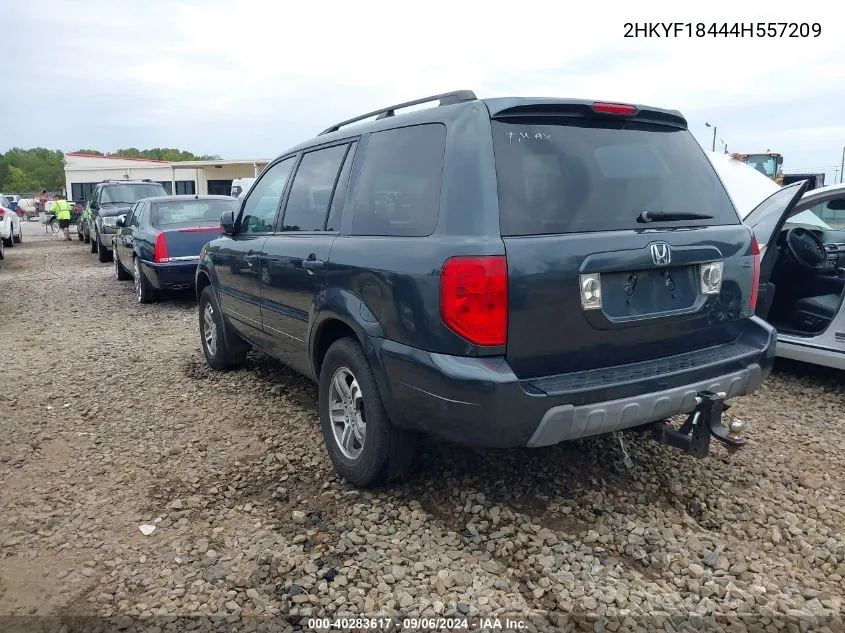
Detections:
[79, 180, 168, 262]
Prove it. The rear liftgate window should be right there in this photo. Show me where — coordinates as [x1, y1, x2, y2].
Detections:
[492, 119, 739, 236]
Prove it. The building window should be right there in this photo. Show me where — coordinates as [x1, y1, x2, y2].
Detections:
[175, 181, 196, 195]
[71, 183, 98, 202]
[157, 181, 173, 194]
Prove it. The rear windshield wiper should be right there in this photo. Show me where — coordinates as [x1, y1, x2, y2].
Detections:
[637, 210, 714, 223]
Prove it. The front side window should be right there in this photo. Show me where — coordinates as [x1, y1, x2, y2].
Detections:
[281, 144, 349, 232]
[238, 157, 295, 235]
[351, 124, 446, 237]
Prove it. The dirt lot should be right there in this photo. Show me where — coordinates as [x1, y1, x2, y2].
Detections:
[1, 225, 843, 632]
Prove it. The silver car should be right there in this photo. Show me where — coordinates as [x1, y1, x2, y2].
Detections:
[708, 152, 845, 370]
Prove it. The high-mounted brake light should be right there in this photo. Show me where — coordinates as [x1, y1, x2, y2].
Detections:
[153, 232, 170, 263]
[592, 102, 637, 115]
[440, 256, 508, 346]
[750, 237, 761, 310]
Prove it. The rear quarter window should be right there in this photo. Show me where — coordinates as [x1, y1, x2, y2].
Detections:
[493, 119, 739, 236]
[351, 123, 446, 237]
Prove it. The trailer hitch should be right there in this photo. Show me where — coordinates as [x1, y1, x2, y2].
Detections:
[651, 391, 747, 458]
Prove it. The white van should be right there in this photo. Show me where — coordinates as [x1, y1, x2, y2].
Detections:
[231, 178, 256, 200]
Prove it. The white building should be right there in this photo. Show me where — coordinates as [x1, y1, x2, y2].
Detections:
[63, 153, 270, 201]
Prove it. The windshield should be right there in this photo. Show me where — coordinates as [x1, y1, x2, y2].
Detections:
[101, 184, 166, 204]
[787, 199, 845, 230]
[493, 119, 739, 235]
[744, 155, 777, 178]
[151, 199, 239, 228]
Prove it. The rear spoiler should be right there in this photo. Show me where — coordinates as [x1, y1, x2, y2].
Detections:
[488, 101, 687, 129]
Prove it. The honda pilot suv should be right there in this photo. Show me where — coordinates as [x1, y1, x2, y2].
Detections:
[196, 90, 779, 487]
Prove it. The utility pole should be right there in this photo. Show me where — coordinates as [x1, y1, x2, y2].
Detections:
[840, 146, 844, 183]
[705, 122, 717, 152]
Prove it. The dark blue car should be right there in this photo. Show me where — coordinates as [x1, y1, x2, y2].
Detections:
[113, 195, 240, 303]
[195, 90, 789, 488]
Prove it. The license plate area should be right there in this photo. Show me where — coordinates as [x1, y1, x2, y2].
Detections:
[600, 266, 699, 319]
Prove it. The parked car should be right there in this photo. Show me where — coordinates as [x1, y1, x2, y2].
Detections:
[2, 194, 21, 215]
[78, 180, 169, 262]
[707, 153, 845, 370]
[231, 178, 256, 200]
[0, 196, 23, 247]
[17, 198, 36, 221]
[196, 90, 781, 487]
[113, 195, 240, 303]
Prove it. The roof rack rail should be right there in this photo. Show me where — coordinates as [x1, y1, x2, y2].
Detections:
[141, 178, 153, 182]
[318, 89, 477, 136]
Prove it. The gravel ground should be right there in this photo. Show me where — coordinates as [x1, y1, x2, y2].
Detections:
[1, 224, 843, 632]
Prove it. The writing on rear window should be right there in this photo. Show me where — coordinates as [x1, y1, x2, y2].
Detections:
[505, 131, 553, 143]
[493, 119, 739, 236]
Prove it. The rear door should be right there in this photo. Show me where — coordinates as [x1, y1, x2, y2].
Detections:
[491, 106, 757, 379]
[259, 142, 355, 375]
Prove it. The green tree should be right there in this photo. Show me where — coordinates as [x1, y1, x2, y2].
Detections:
[5, 166, 38, 192]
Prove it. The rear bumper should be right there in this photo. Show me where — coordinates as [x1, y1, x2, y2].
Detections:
[143, 260, 198, 289]
[373, 316, 776, 448]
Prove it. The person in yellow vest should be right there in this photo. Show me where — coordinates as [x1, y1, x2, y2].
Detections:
[53, 194, 73, 241]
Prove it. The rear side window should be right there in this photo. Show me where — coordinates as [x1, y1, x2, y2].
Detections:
[493, 119, 739, 236]
[351, 124, 446, 237]
[152, 199, 239, 229]
[281, 144, 349, 232]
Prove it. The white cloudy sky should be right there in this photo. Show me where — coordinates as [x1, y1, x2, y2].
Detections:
[2, 0, 844, 183]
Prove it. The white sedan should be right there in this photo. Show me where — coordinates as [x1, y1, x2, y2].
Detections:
[0, 195, 24, 253]
[708, 153, 845, 370]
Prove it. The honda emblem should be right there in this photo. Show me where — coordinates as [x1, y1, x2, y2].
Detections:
[650, 242, 671, 266]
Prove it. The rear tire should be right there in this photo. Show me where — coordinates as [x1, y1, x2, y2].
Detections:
[4, 233, 13, 247]
[319, 337, 417, 488]
[134, 257, 155, 303]
[199, 286, 248, 370]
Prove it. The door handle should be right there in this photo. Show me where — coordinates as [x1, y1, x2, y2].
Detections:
[244, 252, 259, 267]
[301, 258, 325, 273]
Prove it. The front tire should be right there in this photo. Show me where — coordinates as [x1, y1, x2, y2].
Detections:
[198, 286, 248, 370]
[134, 257, 155, 303]
[319, 338, 417, 488]
[90, 231, 98, 253]
[13, 226, 22, 243]
[97, 238, 112, 262]
[114, 250, 131, 280]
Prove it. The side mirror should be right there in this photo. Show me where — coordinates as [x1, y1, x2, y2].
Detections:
[90, 202, 99, 211]
[116, 215, 126, 228]
[221, 210, 235, 235]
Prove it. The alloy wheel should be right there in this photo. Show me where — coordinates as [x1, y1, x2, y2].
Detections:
[328, 367, 366, 459]
[203, 303, 218, 357]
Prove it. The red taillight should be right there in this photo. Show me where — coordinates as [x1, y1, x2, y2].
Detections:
[592, 102, 637, 115]
[440, 256, 508, 347]
[750, 237, 761, 310]
[177, 226, 221, 233]
[153, 232, 170, 263]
